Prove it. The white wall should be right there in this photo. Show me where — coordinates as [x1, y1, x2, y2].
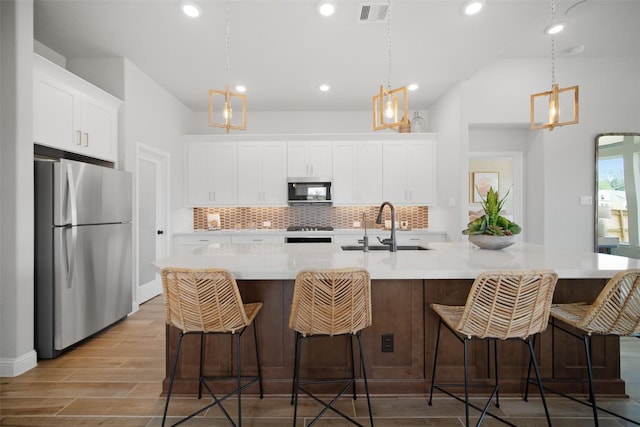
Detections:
[122, 59, 194, 233]
[0, 0, 37, 376]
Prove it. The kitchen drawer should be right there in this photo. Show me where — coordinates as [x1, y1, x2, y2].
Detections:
[231, 235, 284, 244]
[173, 235, 231, 255]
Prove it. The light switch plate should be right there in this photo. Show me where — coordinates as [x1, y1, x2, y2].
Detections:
[580, 196, 593, 205]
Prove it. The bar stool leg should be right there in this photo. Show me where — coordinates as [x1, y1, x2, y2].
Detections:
[253, 321, 264, 398]
[526, 338, 552, 426]
[292, 332, 302, 427]
[524, 333, 537, 402]
[493, 340, 500, 408]
[583, 335, 599, 427]
[428, 319, 443, 406]
[162, 332, 184, 427]
[237, 332, 242, 427]
[463, 337, 470, 427]
[198, 334, 205, 399]
[356, 331, 375, 426]
[350, 334, 357, 400]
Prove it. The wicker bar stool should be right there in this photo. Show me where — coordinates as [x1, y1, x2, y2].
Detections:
[161, 267, 263, 427]
[429, 269, 558, 427]
[288, 268, 374, 427]
[525, 269, 640, 426]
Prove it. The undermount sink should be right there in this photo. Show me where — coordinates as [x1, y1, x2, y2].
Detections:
[340, 245, 429, 251]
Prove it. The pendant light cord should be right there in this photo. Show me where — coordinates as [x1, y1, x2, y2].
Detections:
[386, 0, 392, 92]
[550, 0, 556, 87]
[225, 1, 231, 88]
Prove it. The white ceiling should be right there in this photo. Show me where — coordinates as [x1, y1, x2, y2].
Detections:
[33, 0, 640, 113]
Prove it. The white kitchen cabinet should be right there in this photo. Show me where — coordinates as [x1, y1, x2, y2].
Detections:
[33, 54, 120, 162]
[173, 235, 231, 255]
[237, 141, 287, 206]
[333, 140, 382, 205]
[382, 139, 436, 205]
[287, 141, 332, 178]
[185, 142, 237, 206]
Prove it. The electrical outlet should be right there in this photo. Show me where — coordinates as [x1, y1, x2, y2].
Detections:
[382, 333, 394, 352]
[262, 221, 271, 228]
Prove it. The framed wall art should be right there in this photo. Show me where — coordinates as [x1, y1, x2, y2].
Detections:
[472, 172, 499, 203]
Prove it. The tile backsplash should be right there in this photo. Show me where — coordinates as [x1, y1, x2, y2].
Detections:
[194, 205, 429, 230]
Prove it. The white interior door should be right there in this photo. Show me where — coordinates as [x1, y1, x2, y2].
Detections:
[135, 144, 169, 306]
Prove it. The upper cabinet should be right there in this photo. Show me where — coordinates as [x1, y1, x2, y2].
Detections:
[287, 141, 332, 178]
[382, 139, 437, 206]
[33, 54, 121, 162]
[333, 140, 382, 205]
[237, 141, 287, 206]
[185, 141, 237, 206]
[183, 135, 437, 208]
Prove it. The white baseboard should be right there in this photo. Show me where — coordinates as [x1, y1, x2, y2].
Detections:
[0, 349, 38, 377]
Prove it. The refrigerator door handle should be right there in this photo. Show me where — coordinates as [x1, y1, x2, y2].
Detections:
[66, 163, 78, 288]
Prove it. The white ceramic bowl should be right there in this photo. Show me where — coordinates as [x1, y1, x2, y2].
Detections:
[468, 234, 516, 250]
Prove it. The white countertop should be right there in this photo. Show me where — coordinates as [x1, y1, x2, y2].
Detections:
[152, 242, 640, 281]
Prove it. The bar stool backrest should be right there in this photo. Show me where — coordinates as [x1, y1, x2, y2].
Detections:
[578, 269, 640, 335]
[289, 268, 372, 336]
[161, 267, 250, 334]
[456, 270, 558, 340]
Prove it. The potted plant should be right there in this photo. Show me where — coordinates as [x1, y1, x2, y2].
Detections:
[463, 186, 521, 249]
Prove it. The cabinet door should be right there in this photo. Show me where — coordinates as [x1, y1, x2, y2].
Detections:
[382, 141, 409, 203]
[185, 143, 213, 206]
[287, 141, 332, 177]
[406, 140, 436, 205]
[81, 96, 117, 161]
[33, 70, 79, 152]
[355, 141, 382, 204]
[287, 142, 308, 177]
[261, 142, 287, 205]
[307, 141, 333, 177]
[209, 142, 237, 204]
[237, 143, 262, 205]
[332, 142, 357, 204]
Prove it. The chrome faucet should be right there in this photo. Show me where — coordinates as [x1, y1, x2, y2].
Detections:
[376, 201, 397, 252]
[358, 212, 369, 252]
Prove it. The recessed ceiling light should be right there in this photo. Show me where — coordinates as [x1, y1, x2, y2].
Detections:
[545, 22, 566, 35]
[180, 1, 201, 18]
[235, 85, 246, 93]
[408, 83, 418, 91]
[462, 0, 485, 16]
[317, 0, 336, 17]
[319, 84, 330, 92]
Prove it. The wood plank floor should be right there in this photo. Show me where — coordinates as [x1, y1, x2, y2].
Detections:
[2, 296, 639, 426]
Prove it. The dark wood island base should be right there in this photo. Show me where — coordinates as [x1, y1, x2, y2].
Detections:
[163, 278, 625, 397]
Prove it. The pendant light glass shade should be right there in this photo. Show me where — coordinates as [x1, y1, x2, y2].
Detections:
[373, 85, 408, 131]
[208, 85, 246, 132]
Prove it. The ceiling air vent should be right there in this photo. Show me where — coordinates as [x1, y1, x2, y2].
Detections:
[357, 3, 389, 24]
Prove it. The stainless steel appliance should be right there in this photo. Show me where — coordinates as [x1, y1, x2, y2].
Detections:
[287, 177, 332, 204]
[34, 158, 133, 358]
[285, 226, 334, 243]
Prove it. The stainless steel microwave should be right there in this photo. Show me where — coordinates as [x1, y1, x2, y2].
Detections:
[287, 177, 332, 204]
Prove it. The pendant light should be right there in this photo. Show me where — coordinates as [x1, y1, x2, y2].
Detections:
[208, 1, 246, 133]
[373, 0, 408, 131]
[530, 0, 578, 131]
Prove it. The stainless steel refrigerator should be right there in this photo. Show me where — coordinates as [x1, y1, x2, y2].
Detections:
[35, 158, 133, 358]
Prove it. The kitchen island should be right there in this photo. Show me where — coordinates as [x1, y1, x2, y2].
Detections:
[152, 242, 640, 396]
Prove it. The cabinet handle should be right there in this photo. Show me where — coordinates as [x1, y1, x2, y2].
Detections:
[76, 131, 82, 145]
[83, 133, 89, 147]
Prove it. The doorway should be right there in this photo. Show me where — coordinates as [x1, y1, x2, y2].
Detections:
[135, 143, 169, 307]
[468, 152, 524, 241]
